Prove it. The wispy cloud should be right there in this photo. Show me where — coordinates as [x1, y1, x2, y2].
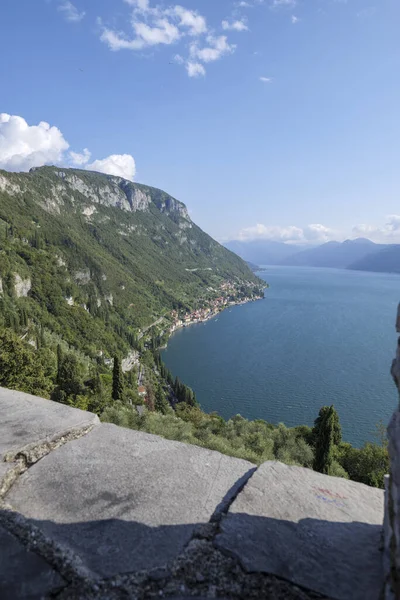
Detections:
[271, 0, 296, 8]
[99, 1, 241, 77]
[69, 148, 91, 165]
[186, 61, 206, 78]
[190, 36, 236, 64]
[222, 19, 249, 32]
[352, 215, 400, 243]
[291, 15, 299, 24]
[259, 76, 272, 83]
[58, 1, 85, 23]
[234, 215, 400, 245]
[237, 223, 334, 244]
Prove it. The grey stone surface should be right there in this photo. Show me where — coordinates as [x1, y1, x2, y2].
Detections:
[0, 525, 64, 599]
[215, 461, 384, 600]
[7, 423, 254, 578]
[0, 387, 99, 461]
[386, 410, 400, 598]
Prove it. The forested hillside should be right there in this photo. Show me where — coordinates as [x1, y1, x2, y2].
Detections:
[0, 166, 388, 489]
[0, 166, 261, 359]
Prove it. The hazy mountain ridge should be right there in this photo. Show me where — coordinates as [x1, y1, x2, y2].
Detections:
[348, 245, 400, 274]
[225, 239, 304, 265]
[225, 237, 400, 274]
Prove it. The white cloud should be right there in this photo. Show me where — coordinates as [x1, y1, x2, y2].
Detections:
[352, 215, 400, 243]
[186, 62, 206, 77]
[100, 3, 207, 53]
[58, 1, 85, 23]
[222, 19, 249, 32]
[190, 35, 236, 63]
[169, 6, 207, 36]
[0, 113, 69, 171]
[291, 15, 299, 24]
[86, 154, 136, 181]
[271, 0, 296, 7]
[124, 0, 150, 10]
[69, 148, 91, 165]
[133, 19, 181, 47]
[0, 113, 137, 182]
[235, 215, 400, 245]
[101, 18, 181, 51]
[99, 1, 240, 77]
[259, 76, 272, 83]
[237, 222, 334, 244]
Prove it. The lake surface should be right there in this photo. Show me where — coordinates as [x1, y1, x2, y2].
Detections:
[162, 266, 400, 447]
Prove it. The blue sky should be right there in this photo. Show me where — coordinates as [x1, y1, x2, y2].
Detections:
[0, 0, 399, 244]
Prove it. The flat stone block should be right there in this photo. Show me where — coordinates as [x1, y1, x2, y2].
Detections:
[0, 525, 64, 599]
[8, 424, 254, 578]
[0, 387, 99, 460]
[215, 461, 384, 600]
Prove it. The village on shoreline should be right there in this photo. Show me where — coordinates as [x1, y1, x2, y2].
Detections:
[168, 279, 266, 335]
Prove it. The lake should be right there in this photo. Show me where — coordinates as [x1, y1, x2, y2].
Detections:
[162, 266, 400, 447]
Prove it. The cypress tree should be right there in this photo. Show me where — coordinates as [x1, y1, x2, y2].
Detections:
[312, 405, 342, 447]
[112, 355, 124, 401]
[155, 385, 169, 414]
[313, 405, 337, 474]
[40, 325, 45, 348]
[56, 344, 63, 385]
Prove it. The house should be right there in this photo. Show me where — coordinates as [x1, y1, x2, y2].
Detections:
[138, 386, 146, 398]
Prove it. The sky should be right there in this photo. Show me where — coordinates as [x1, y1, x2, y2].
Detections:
[0, 0, 399, 245]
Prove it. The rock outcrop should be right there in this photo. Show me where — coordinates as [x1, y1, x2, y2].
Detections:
[0, 388, 385, 600]
[14, 274, 31, 298]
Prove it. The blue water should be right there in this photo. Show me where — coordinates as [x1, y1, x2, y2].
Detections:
[162, 266, 400, 447]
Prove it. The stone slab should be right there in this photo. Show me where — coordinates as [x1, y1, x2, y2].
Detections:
[8, 423, 254, 578]
[0, 387, 99, 460]
[215, 461, 384, 600]
[0, 525, 64, 599]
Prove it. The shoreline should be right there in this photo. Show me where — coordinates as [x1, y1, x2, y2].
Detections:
[161, 293, 265, 348]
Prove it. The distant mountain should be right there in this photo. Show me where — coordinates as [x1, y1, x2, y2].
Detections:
[348, 245, 400, 274]
[280, 238, 384, 269]
[224, 240, 303, 265]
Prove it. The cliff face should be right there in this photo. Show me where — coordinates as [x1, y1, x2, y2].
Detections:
[25, 167, 189, 218]
[0, 388, 384, 600]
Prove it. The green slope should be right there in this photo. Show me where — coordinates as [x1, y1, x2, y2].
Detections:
[0, 166, 262, 359]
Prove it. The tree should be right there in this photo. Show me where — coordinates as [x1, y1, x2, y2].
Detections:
[337, 441, 388, 488]
[0, 327, 54, 397]
[51, 352, 85, 404]
[112, 355, 124, 401]
[313, 405, 337, 474]
[312, 405, 342, 447]
[155, 385, 169, 414]
[56, 344, 63, 385]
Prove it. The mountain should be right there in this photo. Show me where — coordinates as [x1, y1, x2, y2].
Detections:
[280, 238, 384, 269]
[0, 166, 261, 360]
[348, 244, 400, 274]
[224, 239, 303, 265]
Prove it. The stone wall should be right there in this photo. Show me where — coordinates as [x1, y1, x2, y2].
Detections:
[0, 388, 384, 600]
[384, 303, 400, 599]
